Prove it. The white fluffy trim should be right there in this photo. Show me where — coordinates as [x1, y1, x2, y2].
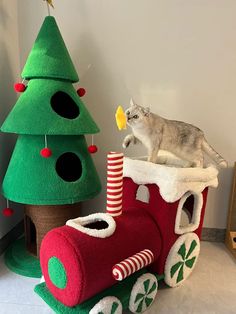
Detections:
[123, 157, 218, 203]
[66, 213, 116, 238]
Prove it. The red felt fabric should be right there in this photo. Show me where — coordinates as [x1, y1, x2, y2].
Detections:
[122, 177, 208, 274]
[40, 207, 161, 307]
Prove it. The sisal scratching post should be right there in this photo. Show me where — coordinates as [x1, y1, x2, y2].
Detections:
[25, 203, 81, 257]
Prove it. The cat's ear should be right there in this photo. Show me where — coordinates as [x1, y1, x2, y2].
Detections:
[143, 107, 150, 116]
[130, 98, 137, 107]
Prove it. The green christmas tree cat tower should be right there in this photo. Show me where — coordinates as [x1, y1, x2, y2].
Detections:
[1, 8, 101, 277]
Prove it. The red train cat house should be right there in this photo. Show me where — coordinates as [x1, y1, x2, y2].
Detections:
[35, 152, 218, 314]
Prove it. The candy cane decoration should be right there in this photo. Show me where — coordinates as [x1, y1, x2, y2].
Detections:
[112, 249, 154, 281]
[106, 152, 124, 217]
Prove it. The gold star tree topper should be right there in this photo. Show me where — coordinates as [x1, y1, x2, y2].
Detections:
[44, 0, 54, 8]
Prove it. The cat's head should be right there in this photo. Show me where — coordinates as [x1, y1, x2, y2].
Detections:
[125, 99, 150, 127]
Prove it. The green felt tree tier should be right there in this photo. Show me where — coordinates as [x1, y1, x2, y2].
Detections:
[22, 16, 79, 82]
[2, 135, 101, 205]
[1, 79, 99, 135]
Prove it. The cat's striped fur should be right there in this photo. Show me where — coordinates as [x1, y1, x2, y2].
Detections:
[123, 100, 227, 168]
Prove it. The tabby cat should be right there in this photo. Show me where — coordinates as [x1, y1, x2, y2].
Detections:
[123, 100, 227, 168]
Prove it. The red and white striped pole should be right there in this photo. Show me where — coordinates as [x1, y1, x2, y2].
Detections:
[112, 249, 154, 281]
[106, 152, 124, 217]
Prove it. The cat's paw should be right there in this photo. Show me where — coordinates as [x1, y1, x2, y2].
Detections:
[122, 139, 130, 148]
[122, 135, 133, 148]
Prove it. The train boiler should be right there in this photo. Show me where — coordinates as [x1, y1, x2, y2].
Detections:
[35, 152, 219, 314]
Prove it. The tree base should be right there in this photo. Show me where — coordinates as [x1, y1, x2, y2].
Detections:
[4, 237, 42, 278]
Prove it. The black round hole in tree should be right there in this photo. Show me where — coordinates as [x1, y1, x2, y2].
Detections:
[51, 91, 80, 119]
[233, 237, 236, 243]
[56, 152, 82, 182]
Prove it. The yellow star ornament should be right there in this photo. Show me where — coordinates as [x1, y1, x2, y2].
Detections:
[44, 0, 54, 8]
[115, 106, 127, 130]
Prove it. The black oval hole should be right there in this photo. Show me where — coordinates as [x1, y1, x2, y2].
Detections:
[51, 91, 80, 119]
[84, 220, 109, 230]
[56, 152, 82, 182]
[233, 237, 236, 243]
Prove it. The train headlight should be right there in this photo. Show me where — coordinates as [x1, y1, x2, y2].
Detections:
[48, 256, 67, 289]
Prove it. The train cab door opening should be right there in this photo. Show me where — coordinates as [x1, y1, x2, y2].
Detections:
[175, 192, 203, 235]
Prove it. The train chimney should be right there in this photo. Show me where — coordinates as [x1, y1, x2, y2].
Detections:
[106, 152, 123, 217]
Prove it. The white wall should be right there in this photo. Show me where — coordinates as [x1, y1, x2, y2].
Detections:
[16, 0, 236, 229]
[0, 0, 23, 238]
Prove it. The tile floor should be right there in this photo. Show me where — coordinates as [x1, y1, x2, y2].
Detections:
[0, 242, 235, 314]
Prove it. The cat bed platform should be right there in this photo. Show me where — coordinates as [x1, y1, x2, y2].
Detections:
[123, 157, 218, 203]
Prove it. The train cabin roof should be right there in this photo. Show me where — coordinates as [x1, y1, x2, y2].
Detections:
[123, 156, 218, 203]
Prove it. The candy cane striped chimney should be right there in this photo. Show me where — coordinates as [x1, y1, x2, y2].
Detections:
[106, 152, 124, 217]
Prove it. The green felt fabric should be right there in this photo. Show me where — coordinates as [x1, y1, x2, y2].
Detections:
[35, 269, 148, 314]
[2, 135, 101, 205]
[21, 16, 78, 82]
[1, 79, 99, 135]
[48, 257, 67, 289]
[4, 237, 41, 278]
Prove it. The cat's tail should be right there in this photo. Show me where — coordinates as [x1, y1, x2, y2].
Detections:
[202, 139, 228, 168]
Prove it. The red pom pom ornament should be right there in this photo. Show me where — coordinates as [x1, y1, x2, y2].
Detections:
[2, 208, 14, 217]
[88, 145, 98, 154]
[77, 87, 86, 97]
[14, 83, 26, 93]
[40, 147, 52, 158]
